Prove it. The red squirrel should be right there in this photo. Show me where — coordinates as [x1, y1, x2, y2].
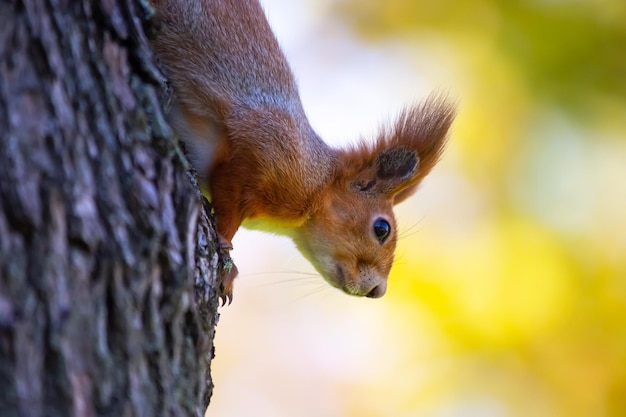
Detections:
[150, 0, 455, 304]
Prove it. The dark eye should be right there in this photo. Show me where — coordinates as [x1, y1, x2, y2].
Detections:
[373, 218, 391, 244]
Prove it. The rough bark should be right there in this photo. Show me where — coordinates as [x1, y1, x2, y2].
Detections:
[0, 0, 220, 416]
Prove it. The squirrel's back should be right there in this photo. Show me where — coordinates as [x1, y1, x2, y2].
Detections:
[153, 0, 334, 196]
[153, 0, 302, 118]
[152, 0, 336, 224]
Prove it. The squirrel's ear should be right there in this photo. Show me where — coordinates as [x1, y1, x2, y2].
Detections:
[367, 147, 419, 196]
[376, 147, 419, 182]
[347, 95, 455, 203]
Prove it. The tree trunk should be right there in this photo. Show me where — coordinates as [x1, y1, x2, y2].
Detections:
[0, 1, 220, 416]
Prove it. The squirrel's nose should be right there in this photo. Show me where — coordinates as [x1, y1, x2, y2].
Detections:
[365, 281, 387, 298]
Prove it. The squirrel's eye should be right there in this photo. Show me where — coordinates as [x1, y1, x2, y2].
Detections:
[373, 218, 391, 244]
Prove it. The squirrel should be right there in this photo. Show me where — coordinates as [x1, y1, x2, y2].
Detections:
[150, 0, 455, 305]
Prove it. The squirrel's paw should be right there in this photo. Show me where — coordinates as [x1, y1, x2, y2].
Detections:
[219, 262, 238, 306]
[216, 232, 237, 305]
[217, 239, 238, 305]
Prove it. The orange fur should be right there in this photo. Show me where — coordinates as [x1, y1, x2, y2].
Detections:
[151, 0, 455, 303]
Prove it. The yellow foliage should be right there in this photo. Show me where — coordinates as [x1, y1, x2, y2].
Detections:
[331, 0, 626, 415]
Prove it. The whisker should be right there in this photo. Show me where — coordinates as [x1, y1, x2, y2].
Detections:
[290, 284, 333, 303]
[242, 270, 319, 277]
[240, 269, 322, 290]
[392, 256, 407, 267]
[257, 276, 323, 288]
[397, 218, 424, 241]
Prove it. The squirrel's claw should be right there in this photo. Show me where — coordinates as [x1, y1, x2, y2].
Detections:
[219, 262, 238, 306]
[217, 238, 238, 305]
[219, 293, 232, 306]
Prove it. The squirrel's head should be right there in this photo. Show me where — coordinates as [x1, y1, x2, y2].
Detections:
[293, 96, 455, 298]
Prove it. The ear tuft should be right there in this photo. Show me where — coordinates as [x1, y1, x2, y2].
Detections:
[337, 93, 455, 202]
[376, 147, 418, 181]
[384, 93, 455, 203]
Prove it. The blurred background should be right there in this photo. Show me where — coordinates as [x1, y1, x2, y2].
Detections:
[206, 0, 626, 416]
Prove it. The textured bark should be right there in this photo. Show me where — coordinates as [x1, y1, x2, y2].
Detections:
[0, 0, 220, 416]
